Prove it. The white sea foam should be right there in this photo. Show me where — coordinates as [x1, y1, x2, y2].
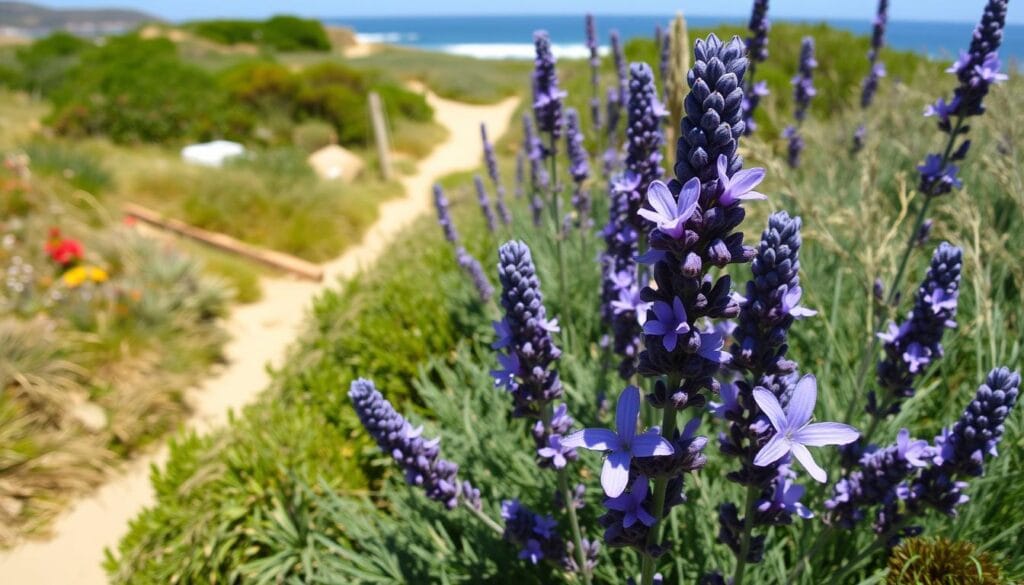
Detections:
[434, 43, 610, 60]
[356, 32, 419, 43]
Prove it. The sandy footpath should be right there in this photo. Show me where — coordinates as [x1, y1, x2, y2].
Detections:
[0, 90, 519, 585]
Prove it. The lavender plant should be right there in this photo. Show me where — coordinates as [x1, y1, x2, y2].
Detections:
[482, 123, 512, 226]
[853, 0, 889, 150]
[742, 0, 770, 135]
[565, 108, 591, 227]
[586, 14, 602, 133]
[848, 0, 1009, 420]
[783, 37, 816, 168]
[432, 184, 494, 302]
[600, 62, 666, 380]
[474, 175, 498, 233]
[342, 17, 1018, 585]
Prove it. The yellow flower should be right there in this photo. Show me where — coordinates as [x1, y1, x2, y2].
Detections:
[62, 266, 87, 288]
[86, 266, 108, 283]
[61, 265, 108, 288]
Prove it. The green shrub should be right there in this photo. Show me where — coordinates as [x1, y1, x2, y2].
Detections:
[14, 32, 91, 96]
[23, 141, 111, 195]
[48, 35, 228, 144]
[186, 15, 330, 52]
[292, 120, 337, 153]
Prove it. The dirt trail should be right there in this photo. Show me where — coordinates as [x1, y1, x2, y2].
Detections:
[0, 90, 519, 585]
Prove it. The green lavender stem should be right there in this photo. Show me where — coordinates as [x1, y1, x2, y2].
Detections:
[639, 374, 682, 585]
[462, 500, 505, 535]
[845, 114, 967, 423]
[541, 406, 593, 585]
[731, 483, 760, 585]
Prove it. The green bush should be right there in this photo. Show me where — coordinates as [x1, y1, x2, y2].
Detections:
[48, 36, 228, 143]
[186, 15, 330, 52]
[14, 32, 91, 96]
[292, 119, 337, 153]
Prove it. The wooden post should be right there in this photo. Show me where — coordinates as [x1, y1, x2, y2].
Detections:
[368, 91, 393, 181]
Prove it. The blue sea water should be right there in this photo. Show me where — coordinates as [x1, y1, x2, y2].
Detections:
[329, 14, 1023, 63]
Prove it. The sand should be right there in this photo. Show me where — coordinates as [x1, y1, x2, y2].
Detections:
[0, 90, 520, 584]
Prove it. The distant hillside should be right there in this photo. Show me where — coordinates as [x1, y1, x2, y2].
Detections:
[0, 1, 159, 37]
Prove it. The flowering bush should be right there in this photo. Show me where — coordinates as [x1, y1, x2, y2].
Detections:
[109, 14, 1023, 585]
[349, 8, 1018, 585]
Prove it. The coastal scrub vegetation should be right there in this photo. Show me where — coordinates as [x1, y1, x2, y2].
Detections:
[107, 14, 1023, 585]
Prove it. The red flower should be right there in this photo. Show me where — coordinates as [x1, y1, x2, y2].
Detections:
[44, 230, 85, 266]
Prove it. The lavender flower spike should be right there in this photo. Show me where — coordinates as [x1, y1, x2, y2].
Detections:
[532, 30, 566, 153]
[456, 246, 494, 302]
[853, 0, 889, 149]
[742, 0, 771, 135]
[622, 61, 666, 234]
[481, 123, 511, 225]
[784, 36, 816, 168]
[565, 108, 592, 226]
[473, 175, 497, 233]
[562, 386, 674, 497]
[493, 240, 563, 419]
[349, 378, 471, 510]
[870, 242, 962, 417]
[433, 184, 459, 244]
[585, 14, 602, 132]
[610, 30, 628, 106]
[908, 367, 1019, 520]
[753, 375, 859, 482]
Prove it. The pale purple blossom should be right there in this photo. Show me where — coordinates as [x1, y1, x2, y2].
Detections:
[639, 178, 699, 240]
[753, 375, 860, 482]
[642, 297, 690, 351]
[562, 386, 675, 497]
[604, 476, 657, 528]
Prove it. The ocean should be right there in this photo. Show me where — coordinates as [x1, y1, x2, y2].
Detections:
[329, 15, 1024, 63]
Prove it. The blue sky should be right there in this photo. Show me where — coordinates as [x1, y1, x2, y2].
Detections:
[37, 0, 1023, 24]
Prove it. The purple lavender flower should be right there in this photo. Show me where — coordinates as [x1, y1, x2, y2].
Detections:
[601, 185, 642, 378]
[853, 0, 889, 149]
[586, 14, 602, 132]
[610, 30, 628, 107]
[673, 34, 749, 187]
[752, 375, 860, 482]
[481, 123, 511, 226]
[870, 243, 962, 417]
[731, 211, 811, 376]
[917, 154, 962, 197]
[349, 378, 472, 510]
[784, 37, 816, 168]
[917, 0, 1008, 194]
[565, 108, 590, 184]
[639, 179, 699, 240]
[825, 429, 933, 529]
[620, 62, 666, 234]
[945, 0, 1009, 119]
[433, 184, 459, 244]
[564, 108, 591, 227]
[514, 150, 525, 200]
[501, 499, 570, 567]
[532, 31, 566, 152]
[562, 386, 675, 497]
[716, 155, 766, 206]
[758, 466, 814, 520]
[456, 246, 494, 302]
[604, 475, 657, 528]
[742, 0, 771, 135]
[897, 368, 1019, 538]
[493, 240, 562, 419]
[538, 434, 573, 469]
[642, 297, 690, 352]
[474, 175, 497, 233]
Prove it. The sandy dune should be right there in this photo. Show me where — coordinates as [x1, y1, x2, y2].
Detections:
[0, 90, 519, 585]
